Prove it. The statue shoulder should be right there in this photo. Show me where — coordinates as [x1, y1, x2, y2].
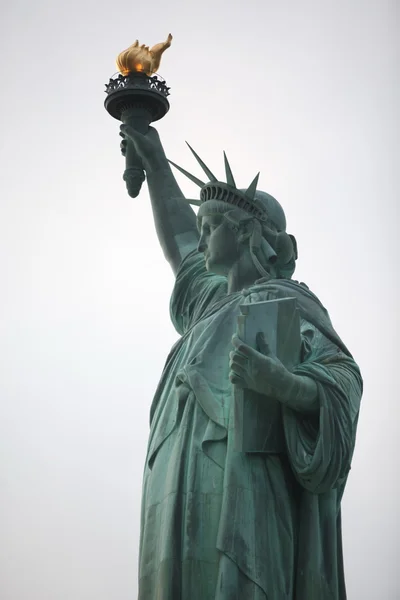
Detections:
[247, 278, 319, 303]
[249, 278, 354, 358]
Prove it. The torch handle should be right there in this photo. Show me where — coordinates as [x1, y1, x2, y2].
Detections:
[121, 106, 152, 198]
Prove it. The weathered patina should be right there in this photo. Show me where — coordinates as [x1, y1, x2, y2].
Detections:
[119, 125, 362, 599]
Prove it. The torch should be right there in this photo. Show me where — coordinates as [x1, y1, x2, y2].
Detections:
[104, 34, 172, 198]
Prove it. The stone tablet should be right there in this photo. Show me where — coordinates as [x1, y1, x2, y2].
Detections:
[234, 297, 301, 453]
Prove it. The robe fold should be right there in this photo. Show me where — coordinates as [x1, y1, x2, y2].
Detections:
[138, 250, 362, 599]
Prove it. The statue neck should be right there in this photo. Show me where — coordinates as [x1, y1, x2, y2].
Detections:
[227, 250, 269, 294]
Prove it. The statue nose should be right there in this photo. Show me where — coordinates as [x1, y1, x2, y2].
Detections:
[197, 233, 207, 253]
[197, 239, 207, 253]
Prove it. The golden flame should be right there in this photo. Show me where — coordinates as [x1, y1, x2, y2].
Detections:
[116, 34, 173, 76]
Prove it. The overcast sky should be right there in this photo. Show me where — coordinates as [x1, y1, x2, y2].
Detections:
[0, 1, 399, 598]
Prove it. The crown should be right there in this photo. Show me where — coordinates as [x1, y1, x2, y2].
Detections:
[168, 145, 268, 222]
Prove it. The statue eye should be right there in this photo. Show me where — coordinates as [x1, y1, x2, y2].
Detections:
[209, 217, 222, 230]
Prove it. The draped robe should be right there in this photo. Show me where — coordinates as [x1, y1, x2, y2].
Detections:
[138, 250, 362, 600]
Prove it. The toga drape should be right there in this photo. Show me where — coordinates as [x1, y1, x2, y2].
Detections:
[138, 250, 362, 599]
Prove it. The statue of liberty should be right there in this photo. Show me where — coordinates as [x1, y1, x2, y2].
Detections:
[119, 125, 362, 600]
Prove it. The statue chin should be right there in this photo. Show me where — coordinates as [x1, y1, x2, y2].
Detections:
[204, 255, 215, 273]
[205, 256, 227, 277]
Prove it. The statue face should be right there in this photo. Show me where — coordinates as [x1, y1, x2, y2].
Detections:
[198, 214, 239, 275]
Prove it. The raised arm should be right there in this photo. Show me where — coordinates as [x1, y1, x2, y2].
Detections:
[120, 125, 199, 274]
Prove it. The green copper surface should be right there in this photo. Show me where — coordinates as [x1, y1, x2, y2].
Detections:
[118, 124, 362, 599]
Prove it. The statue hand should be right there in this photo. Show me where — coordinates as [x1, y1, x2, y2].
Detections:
[230, 333, 318, 413]
[230, 333, 293, 400]
[120, 125, 168, 174]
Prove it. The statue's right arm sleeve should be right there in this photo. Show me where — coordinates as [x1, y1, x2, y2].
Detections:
[146, 166, 200, 274]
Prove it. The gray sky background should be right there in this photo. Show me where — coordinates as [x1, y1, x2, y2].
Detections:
[0, 1, 399, 598]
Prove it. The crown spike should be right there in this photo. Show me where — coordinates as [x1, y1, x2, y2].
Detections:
[223, 152, 236, 188]
[185, 142, 218, 182]
[245, 172, 260, 201]
[172, 197, 202, 206]
[167, 159, 206, 188]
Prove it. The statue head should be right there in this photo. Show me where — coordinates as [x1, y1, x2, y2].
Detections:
[169, 146, 297, 279]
